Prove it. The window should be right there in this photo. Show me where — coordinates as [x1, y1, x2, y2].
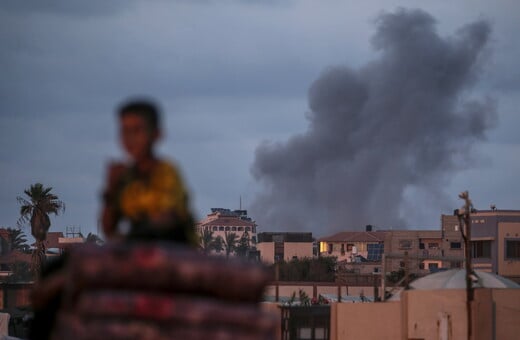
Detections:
[419, 242, 425, 250]
[219, 226, 224, 231]
[428, 262, 439, 270]
[245, 227, 251, 232]
[238, 227, 244, 231]
[212, 226, 217, 231]
[328, 243, 333, 254]
[231, 227, 237, 231]
[340, 244, 345, 255]
[450, 242, 462, 249]
[428, 242, 439, 249]
[347, 243, 354, 251]
[471, 240, 491, 258]
[399, 240, 412, 249]
[225, 227, 230, 231]
[505, 240, 520, 260]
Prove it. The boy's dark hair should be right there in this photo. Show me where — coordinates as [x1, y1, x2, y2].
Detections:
[118, 99, 161, 131]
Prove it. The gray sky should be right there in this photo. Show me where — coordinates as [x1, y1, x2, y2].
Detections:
[1, 0, 519, 238]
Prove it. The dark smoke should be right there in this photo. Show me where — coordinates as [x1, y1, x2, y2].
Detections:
[251, 8, 496, 232]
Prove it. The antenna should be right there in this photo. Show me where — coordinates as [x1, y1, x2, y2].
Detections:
[239, 195, 242, 210]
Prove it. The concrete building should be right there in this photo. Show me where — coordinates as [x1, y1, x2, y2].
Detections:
[318, 228, 386, 262]
[318, 223, 465, 277]
[442, 209, 520, 282]
[383, 226, 464, 274]
[196, 208, 258, 249]
[257, 232, 313, 264]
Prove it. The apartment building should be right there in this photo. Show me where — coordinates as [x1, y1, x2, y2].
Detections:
[383, 226, 464, 274]
[318, 227, 386, 262]
[256, 232, 314, 263]
[196, 208, 258, 244]
[442, 209, 520, 281]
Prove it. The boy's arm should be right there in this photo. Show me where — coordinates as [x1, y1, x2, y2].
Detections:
[101, 163, 127, 240]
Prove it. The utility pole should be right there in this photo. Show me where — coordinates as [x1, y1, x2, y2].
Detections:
[456, 191, 474, 340]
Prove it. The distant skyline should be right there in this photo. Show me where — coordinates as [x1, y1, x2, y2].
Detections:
[1, 1, 519, 238]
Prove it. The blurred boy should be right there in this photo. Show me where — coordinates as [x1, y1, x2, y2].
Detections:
[101, 99, 196, 244]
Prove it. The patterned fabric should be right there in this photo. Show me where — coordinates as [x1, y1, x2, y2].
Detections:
[117, 160, 197, 244]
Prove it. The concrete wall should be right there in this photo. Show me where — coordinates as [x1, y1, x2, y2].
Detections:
[283, 243, 313, 262]
[328, 289, 519, 340]
[331, 301, 401, 340]
[257, 242, 275, 264]
[498, 222, 520, 277]
[492, 289, 520, 339]
[403, 289, 468, 340]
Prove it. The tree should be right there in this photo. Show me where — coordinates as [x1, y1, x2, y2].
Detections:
[6, 228, 30, 253]
[235, 231, 251, 258]
[213, 236, 224, 254]
[17, 183, 65, 276]
[199, 229, 215, 254]
[223, 232, 238, 258]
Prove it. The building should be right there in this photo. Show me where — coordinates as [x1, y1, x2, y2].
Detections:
[318, 223, 465, 277]
[318, 227, 386, 262]
[442, 209, 520, 282]
[196, 208, 258, 253]
[256, 232, 314, 263]
[383, 225, 464, 274]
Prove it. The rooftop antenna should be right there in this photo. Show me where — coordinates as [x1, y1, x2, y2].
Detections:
[240, 195, 242, 210]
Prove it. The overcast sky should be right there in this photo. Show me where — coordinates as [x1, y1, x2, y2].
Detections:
[1, 0, 519, 238]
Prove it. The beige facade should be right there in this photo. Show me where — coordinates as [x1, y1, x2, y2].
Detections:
[328, 288, 520, 340]
[196, 208, 257, 252]
[318, 231, 386, 263]
[498, 222, 520, 277]
[257, 242, 275, 263]
[257, 232, 313, 264]
[442, 210, 520, 281]
[383, 228, 464, 275]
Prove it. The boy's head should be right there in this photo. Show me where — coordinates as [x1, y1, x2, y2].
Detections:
[117, 99, 162, 162]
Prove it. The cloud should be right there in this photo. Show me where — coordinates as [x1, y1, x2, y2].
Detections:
[0, 0, 137, 17]
[250, 8, 496, 233]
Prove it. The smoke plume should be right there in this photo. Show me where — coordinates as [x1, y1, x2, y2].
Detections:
[251, 8, 496, 232]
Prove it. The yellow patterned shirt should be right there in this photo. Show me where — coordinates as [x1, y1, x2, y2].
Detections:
[117, 160, 196, 244]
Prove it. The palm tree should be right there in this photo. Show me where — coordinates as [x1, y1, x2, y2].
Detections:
[6, 228, 30, 253]
[223, 231, 238, 258]
[17, 183, 65, 276]
[199, 229, 215, 254]
[235, 231, 251, 258]
[213, 235, 224, 254]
